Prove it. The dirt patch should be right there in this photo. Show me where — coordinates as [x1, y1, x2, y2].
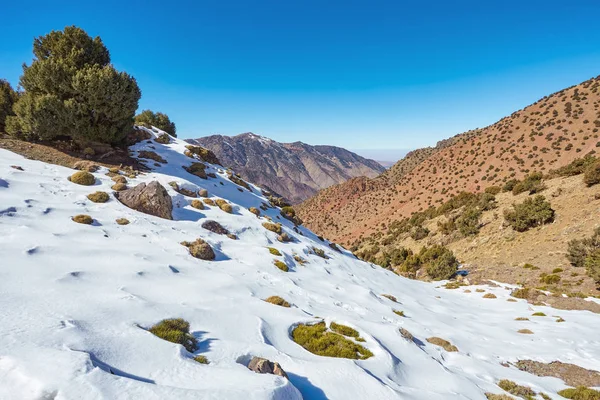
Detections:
[0, 135, 147, 171]
[513, 360, 600, 387]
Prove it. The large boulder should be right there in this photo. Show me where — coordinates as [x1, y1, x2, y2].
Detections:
[247, 357, 288, 379]
[114, 181, 173, 220]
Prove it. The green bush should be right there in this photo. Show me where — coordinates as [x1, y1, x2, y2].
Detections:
[274, 260, 288, 272]
[292, 322, 372, 360]
[484, 186, 501, 195]
[0, 79, 18, 132]
[149, 318, 197, 352]
[567, 227, 600, 283]
[512, 172, 546, 195]
[268, 247, 282, 256]
[423, 245, 459, 280]
[410, 226, 429, 240]
[7, 26, 140, 144]
[497, 380, 535, 398]
[583, 161, 600, 187]
[502, 179, 519, 192]
[330, 322, 360, 338]
[456, 207, 481, 236]
[540, 274, 561, 284]
[135, 110, 176, 137]
[504, 195, 554, 232]
[584, 249, 600, 283]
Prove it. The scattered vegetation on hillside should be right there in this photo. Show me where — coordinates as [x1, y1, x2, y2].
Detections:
[292, 322, 373, 360]
[567, 227, 600, 283]
[503, 195, 554, 232]
[135, 110, 176, 137]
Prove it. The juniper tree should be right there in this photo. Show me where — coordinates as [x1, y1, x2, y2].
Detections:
[135, 110, 177, 137]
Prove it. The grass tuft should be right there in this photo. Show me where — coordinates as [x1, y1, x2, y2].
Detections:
[292, 322, 372, 360]
[149, 318, 198, 352]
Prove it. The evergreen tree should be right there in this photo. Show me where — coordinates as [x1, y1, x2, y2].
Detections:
[6, 26, 140, 144]
[0, 79, 19, 133]
[135, 110, 177, 137]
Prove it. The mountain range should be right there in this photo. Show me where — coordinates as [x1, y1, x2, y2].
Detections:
[186, 133, 385, 204]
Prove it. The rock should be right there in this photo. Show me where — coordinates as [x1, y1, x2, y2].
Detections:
[126, 126, 152, 145]
[10, 165, 24, 171]
[114, 181, 173, 220]
[247, 357, 288, 379]
[201, 220, 229, 235]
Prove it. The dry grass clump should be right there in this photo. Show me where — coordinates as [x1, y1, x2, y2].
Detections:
[311, 247, 328, 259]
[399, 327, 414, 341]
[518, 329, 534, 334]
[111, 175, 127, 184]
[72, 214, 93, 224]
[483, 293, 497, 299]
[515, 317, 529, 321]
[497, 379, 535, 399]
[227, 172, 252, 191]
[116, 218, 130, 225]
[264, 296, 291, 307]
[277, 232, 293, 243]
[485, 393, 514, 399]
[532, 312, 546, 316]
[215, 199, 232, 213]
[87, 191, 109, 203]
[149, 318, 197, 352]
[292, 322, 373, 360]
[138, 150, 166, 164]
[558, 386, 600, 399]
[111, 182, 127, 191]
[248, 207, 260, 217]
[268, 247, 282, 256]
[330, 322, 360, 338]
[203, 198, 215, 206]
[426, 337, 458, 352]
[381, 294, 397, 302]
[193, 355, 209, 364]
[184, 145, 221, 165]
[262, 222, 282, 234]
[181, 239, 215, 260]
[191, 199, 204, 210]
[393, 310, 405, 317]
[69, 171, 95, 185]
[293, 255, 307, 265]
[274, 260, 289, 272]
[169, 182, 197, 197]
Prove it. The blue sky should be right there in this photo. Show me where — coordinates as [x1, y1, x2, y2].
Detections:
[2, 0, 600, 158]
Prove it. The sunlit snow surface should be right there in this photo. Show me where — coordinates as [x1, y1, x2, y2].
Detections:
[1, 128, 599, 400]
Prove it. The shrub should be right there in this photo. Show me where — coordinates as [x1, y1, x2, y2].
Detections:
[584, 249, 600, 283]
[278, 232, 293, 243]
[248, 207, 260, 217]
[203, 198, 215, 206]
[567, 228, 600, 282]
[483, 293, 497, 299]
[138, 150, 166, 164]
[111, 175, 127, 184]
[87, 191, 109, 203]
[262, 222, 282, 234]
[393, 310, 405, 317]
[0, 79, 18, 133]
[69, 171, 95, 185]
[184, 145, 221, 165]
[558, 386, 600, 399]
[484, 186, 501, 195]
[274, 260, 288, 272]
[512, 172, 546, 195]
[183, 163, 207, 179]
[154, 133, 171, 144]
[518, 329, 534, 334]
[456, 207, 481, 236]
[292, 322, 372, 359]
[312, 247, 328, 259]
[214, 199, 232, 213]
[503, 179, 519, 192]
[421, 245, 459, 280]
[381, 294, 397, 302]
[330, 322, 360, 338]
[504, 195, 555, 232]
[410, 226, 429, 240]
[190, 199, 204, 210]
[532, 312, 546, 316]
[268, 247, 282, 256]
[148, 318, 197, 352]
[7, 26, 140, 144]
[548, 155, 598, 178]
[111, 182, 127, 191]
[181, 239, 215, 260]
[426, 337, 458, 352]
[135, 110, 176, 137]
[540, 274, 560, 284]
[72, 214, 93, 224]
[583, 161, 600, 186]
[115, 218, 129, 225]
[497, 380, 535, 398]
[264, 296, 291, 307]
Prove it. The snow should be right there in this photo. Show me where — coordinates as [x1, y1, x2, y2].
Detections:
[1, 128, 599, 399]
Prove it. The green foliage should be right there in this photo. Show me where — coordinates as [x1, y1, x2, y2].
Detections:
[512, 172, 546, 195]
[421, 245, 459, 280]
[330, 322, 360, 338]
[193, 355, 209, 364]
[7, 26, 140, 144]
[0, 79, 18, 132]
[504, 195, 555, 232]
[548, 155, 598, 178]
[149, 318, 197, 352]
[86, 191, 109, 203]
[583, 160, 600, 187]
[539, 274, 560, 284]
[274, 260, 288, 272]
[69, 171, 95, 185]
[72, 214, 93, 224]
[484, 186, 501, 195]
[584, 249, 600, 283]
[456, 207, 481, 236]
[292, 322, 373, 360]
[558, 386, 600, 400]
[532, 312, 546, 316]
[135, 110, 176, 136]
[502, 179, 519, 192]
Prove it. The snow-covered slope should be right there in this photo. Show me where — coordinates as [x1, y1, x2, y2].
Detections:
[1, 128, 599, 400]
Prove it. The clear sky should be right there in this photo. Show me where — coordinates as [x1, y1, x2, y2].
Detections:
[1, 0, 600, 154]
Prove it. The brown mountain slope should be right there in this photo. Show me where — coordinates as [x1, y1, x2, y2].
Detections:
[186, 133, 385, 204]
[297, 75, 600, 246]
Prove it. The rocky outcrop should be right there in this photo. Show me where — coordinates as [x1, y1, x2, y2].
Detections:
[186, 133, 384, 204]
[114, 181, 173, 220]
[247, 357, 288, 379]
